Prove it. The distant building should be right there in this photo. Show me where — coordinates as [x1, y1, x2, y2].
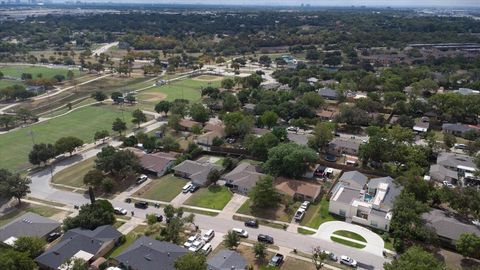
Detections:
[429, 152, 477, 184]
[318, 87, 339, 100]
[179, 119, 201, 132]
[413, 117, 430, 133]
[207, 250, 247, 270]
[454, 88, 480, 95]
[442, 123, 479, 137]
[222, 163, 266, 195]
[328, 137, 363, 157]
[173, 160, 223, 186]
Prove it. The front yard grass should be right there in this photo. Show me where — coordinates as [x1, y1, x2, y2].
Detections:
[330, 236, 366, 249]
[297, 227, 316, 235]
[0, 203, 63, 226]
[184, 185, 233, 210]
[52, 157, 95, 188]
[134, 174, 187, 202]
[300, 197, 345, 229]
[333, 230, 367, 242]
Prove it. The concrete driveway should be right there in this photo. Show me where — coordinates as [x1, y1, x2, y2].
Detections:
[315, 221, 385, 256]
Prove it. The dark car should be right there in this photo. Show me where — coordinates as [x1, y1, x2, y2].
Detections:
[244, 219, 258, 228]
[155, 214, 163, 222]
[257, 234, 274, 244]
[189, 184, 200, 193]
[134, 201, 148, 209]
[125, 198, 132, 203]
[324, 154, 337, 162]
[268, 253, 284, 267]
[46, 232, 62, 243]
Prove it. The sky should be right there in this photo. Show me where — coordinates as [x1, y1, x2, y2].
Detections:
[84, 0, 480, 8]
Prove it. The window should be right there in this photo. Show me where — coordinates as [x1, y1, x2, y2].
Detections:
[370, 221, 378, 227]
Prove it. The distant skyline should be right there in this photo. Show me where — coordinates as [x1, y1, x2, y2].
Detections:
[58, 0, 480, 8]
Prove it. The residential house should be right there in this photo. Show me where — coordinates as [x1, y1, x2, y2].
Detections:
[196, 124, 226, 146]
[287, 133, 312, 146]
[429, 152, 477, 184]
[422, 209, 480, 246]
[242, 103, 256, 113]
[222, 163, 266, 195]
[316, 105, 339, 121]
[129, 148, 177, 177]
[275, 178, 322, 202]
[328, 137, 363, 157]
[0, 212, 60, 245]
[328, 173, 401, 231]
[281, 55, 298, 69]
[318, 87, 339, 100]
[113, 236, 188, 270]
[36, 225, 122, 270]
[335, 171, 368, 190]
[442, 123, 479, 137]
[179, 119, 201, 132]
[277, 84, 292, 91]
[307, 77, 318, 86]
[413, 117, 430, 133]
[173, 160, 223, 186]
[207, 250, 247, 270]
[454, 88, 480, 95]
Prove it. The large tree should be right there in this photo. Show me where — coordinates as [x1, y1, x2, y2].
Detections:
[154, 100, 171, 116]
[91, 91, 107, 103]
[131, 109, 147, 128]
[13, 236, 46, 258]
[308, 122, 334, 151]
[93, 130, 109, 143]
[28, 143, 55, 165]
[456, 233, 480, 258]
[0, 248, 36, 270]
[264, 143, 318, 178]
[189, 103, 210, 123]
[63, 199, 115, 230]
[0, 169, 31, 204]
[112, 118, 127, 135]
[250, 175, 281, 209]
[223, 230, 240, 250]
[174, 252, 206, 270]
[95, 147, 140, 178]
[223, 112, 254, 138]
[54, 136, 84, 155]
[260, 111, 278, 129]
[245, 133, 279, 161]
[384, 246, 444, 270]
[83, 169, 104, 188]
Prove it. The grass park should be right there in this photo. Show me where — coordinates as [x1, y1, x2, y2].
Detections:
[0, 65, 84, 80]
[134, 174, 188, 202]
[184, 185, 233, 210]
[0, 104, 138, 171]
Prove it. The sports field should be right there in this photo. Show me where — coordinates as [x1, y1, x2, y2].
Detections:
[0, 104, 137, 171]
[0, 65, 84, 79]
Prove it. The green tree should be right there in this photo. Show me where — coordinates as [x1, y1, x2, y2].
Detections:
[13, 236, 46, 258]
[63, 199, 115, 230]
[155, 100, 171, 116]
[223, 230, 240, 249]
[132, 109, 147, 128]
[207, 169, 222, 185]
[0, 248, 36, 270]
[15, 108, 34, 123]
[91, 91, 107, 103]
[245, 133, 279, 161]
[308, 122, 334, 151]
[221, 78, 235, 90]
[0, 169, 31, 204]
[456, 233, 480, 258]
[254, 242, 267, 261]
[223, 112, 253, 138]
[95, 147, 139, 178]
[443, 133, 457, 149]
[83, 169, 104, 188]
[112, 118, 127, 135]
[94, 130, 109, 142]
[54, 136, 84, 155]
[301, 92, 324, 109]
[250, 175, 281, 209]
[260, 111, 278, 128]
[174, 252, 206, 270]
[223, 93, 240, 112]
[0, 114, 15, 129]
[170, 99, 189, 117]
[168, 114, 182, 132]
[384, 246, 444, 270]
[312, 247, 328, 270]
[264, 143, 318, 178]
[28, 143, 55, 166]
[189, 103, 210, 123]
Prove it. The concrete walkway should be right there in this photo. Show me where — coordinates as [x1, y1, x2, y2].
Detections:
[217, 193, 248, 219]
[170, 191, 194, 207]
[315, 221, 385, 256]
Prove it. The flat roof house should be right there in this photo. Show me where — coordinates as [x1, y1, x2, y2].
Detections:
[36, 225, 122, 270]
[113, 236, 188, 270]
[328, 137, 363, 157]
[222, 163, 266, 195]
[429, 152, 477, 184]
[173, 160, 223, 186]
[329, 172, 401, 231]
[0, 212, 60, 245]
[207, 250, 247, 270]
[423, 209, 480, 246]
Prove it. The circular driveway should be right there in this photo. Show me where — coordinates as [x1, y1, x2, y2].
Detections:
[314, 221, 385, 256]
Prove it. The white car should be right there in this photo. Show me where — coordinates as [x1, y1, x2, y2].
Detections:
[113, 207, 127, 215]
[188, 240, 205, 252]
[232, 228, 248, 238]
[136, 174, 148, 185]
[300, 201, 310, 210]
[202, 229, 215, 242]
[183, 234, 199, 248]
[201, 243, 212, 255]
[182, 182, 193, 193]
[340, 255, 357, 267]
[294, 208, 306, 222]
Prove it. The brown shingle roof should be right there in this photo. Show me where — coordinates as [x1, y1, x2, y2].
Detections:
[275, 178, 322, 199]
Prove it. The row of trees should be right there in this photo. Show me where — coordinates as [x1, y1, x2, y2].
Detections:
[28, 136, 84, 166]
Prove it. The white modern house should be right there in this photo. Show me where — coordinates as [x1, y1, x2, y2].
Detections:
[329, 171, 401, 231]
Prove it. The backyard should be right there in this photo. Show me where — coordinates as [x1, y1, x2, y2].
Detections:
[0, 104, 138, 170]
[133, 174, 188, 202]
[184, 185, 233, 210]
[52, 157, 95, 188]
[300, 197, 344, 229]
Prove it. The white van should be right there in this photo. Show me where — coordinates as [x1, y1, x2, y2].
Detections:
[201, 243, 212, 255]
[202, 229, 215, 242]
[182, 182, 193, 193]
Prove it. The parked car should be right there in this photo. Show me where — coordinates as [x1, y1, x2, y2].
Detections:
[189, 184, 200, 193]
[244, 219, 259, 228]
[46, 232, 62, 243]
[340, 255, 357, 267]
[321, 250, 338, 261]
[202, 229, 215, 242]
[182, 182, 193, 193]
[300, 201, 310, 210]
[454, 143, 467, 150]
[287, 126, 298, 132]
[294, 209, 305, 222]
[268, 253, 284, 267]
[114, 207, 127, 215]
[134, 201, 148, 209]
[188, 240, 205, 252]
[201, 243, 212, 255]
[136, 174, 148, 185]
[257, 234, 274, 244]
[443, 181, 454, 188]
[232, 228, 248, 238]
[155, 214, 163, 222]
[124, 198, 132, 203]
[183, 234, 200, 248]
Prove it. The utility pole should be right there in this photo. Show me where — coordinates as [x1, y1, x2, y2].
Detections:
[29, 129, 35, 145]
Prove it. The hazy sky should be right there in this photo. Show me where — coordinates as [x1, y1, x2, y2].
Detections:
[86, 0, 480, 7]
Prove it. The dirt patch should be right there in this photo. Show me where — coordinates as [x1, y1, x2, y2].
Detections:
[193, 75, 223, 82]
[142, 92, 167, 102]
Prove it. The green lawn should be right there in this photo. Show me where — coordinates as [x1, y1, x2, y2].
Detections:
[330, 236, 366, 249]
[0, 65, 83, 79]
[52, 157, 95, 187]
[0, 203, 62, 226]
[333, 230, 367, 242]
[135, 174, 187, 202]
[184, 185, 233, 210]
[0, 104, 137, 171]
[298, 227, 316, 235]
[0, 79, 23, 88]
[300, 197, 345, 229]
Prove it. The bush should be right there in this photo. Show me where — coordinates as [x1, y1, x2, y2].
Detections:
[212, 137, 224, 146]
[146, 214, 158, 225]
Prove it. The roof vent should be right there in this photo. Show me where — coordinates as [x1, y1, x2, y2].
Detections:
[144, 254, 152, 261]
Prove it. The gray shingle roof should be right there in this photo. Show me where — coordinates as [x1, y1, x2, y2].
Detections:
[335, 186, 360, 204]
[222, 163, 265, 191]
[318, 87, 339, 99]
[442, 123, 472, 134]
[173, 160, 223, 185]
[207, 250, 247, 270]
[422, 209, 480, 241]
[0, 212, 60, 242]
[338, 171, 368, 190]
[36, 225, 121, 269]
[115, 236, 188, 270]
[329, 137, 362, 151]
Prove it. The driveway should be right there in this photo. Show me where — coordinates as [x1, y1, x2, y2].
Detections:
[315, 221, 385, 256]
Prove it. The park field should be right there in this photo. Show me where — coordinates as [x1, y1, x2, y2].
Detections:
[0, 104, 138, 171]
[0, 65, 84, 79]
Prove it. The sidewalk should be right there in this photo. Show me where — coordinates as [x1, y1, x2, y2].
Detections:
[217, 193, 248, 219]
